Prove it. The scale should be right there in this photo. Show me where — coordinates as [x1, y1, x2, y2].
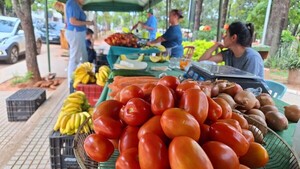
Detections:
[185, 62, 269, 93]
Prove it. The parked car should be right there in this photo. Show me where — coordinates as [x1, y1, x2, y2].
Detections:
[0, 16, 42, 64]
[38, 22, 64, 44]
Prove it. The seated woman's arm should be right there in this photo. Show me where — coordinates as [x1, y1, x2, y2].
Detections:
[199, 42, 223, 63]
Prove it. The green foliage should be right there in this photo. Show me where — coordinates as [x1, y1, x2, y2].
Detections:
[194, 29, 216, 41]
[182, 40, 214, 61]
[246, 0, 267, 39]
[281, 30, 296, 43]
[11, 72, 34, 85]
[289, 0, 300, 26]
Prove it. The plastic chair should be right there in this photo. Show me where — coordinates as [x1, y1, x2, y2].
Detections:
[183, 46, 195, 59]
[265, 80, 287, 99]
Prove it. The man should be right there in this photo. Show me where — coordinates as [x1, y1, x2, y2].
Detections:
[132, 9, 157, 40]
[86, 28, 97, 63]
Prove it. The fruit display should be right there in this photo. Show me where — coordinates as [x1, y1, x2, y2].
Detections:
[149, 55, 170, 63]
[73, 62, 96, 88]
[104, 33, 138, 48]
[95, 65, 111, 86]
[120, 54, 144, 62]
[53, 91, 94, 135]
[78, 75, 300, 168]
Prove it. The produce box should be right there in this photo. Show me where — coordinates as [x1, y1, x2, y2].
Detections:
[49, 131, 79, 169]
[76, 84, 103, 107]
[6, 88, 46, 121]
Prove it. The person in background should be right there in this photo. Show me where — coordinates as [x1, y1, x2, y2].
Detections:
[65, 0, 94, 87]
[147, 9, 184, 58]
[132, 9, 157, 40]
[86, 28, 97, 63]
[198, 21, 264, 79]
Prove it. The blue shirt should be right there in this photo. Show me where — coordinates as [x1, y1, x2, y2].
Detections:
[222, 47, 264, 79]
[145, 15, 157, 40]
[162, 25, 183, 57]
[66, 0, 87, 32]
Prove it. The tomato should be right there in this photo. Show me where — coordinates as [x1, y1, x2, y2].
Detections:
[93, 100, 124, 121]
[94, 116, 123, 139]
[157, 75, 180, 91]
[119, 126, 139, 153]
[151, 84, 174, 115]
[207, 96, 222, 121]
[109, 138, 119, 149]
[239, 164, 250, 169]
[202, 141, 240, 169]
[138, 115, 169, 144]
[217, 119, 242, 133]
[161, 108, 200, 141]
[239, 142, 269, 168]
[213, 97, 232, 119]
[116, 148, 140, 169]
[231, 112, 249, 129]
[141, 83, 156, 102]
[179, 88, 208, 124]
[199, 123, 211, 145]
[121, 98, 152, 126]
[119, 85, 144, 104]
[209, 122, 250, 156]
[84, 134, 114, 162]
[175, 81, 200, 98]
[169, 136, 213, 169]
[241, 129, 254, 143]
[139, 133, 170, 169]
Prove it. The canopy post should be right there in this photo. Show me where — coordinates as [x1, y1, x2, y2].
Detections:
[261, 0, 272, 45]
[45, 0, 51, 73]
[216, 0, 223, 42]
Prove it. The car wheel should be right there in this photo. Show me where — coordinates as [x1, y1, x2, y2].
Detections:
[6, 46, 19, 64]
[36, 39, 42, 55]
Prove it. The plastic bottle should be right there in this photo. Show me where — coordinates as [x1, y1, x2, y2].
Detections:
[293, 119, 300, 159]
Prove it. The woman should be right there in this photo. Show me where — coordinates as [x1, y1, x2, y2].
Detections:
[147, 9, 184, 58]
[65, 0, 94, 88]
[199, 22, 264, 79]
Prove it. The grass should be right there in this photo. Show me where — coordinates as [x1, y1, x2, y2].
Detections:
[11, 72, 33, 85]
[270, 69, 288, 78]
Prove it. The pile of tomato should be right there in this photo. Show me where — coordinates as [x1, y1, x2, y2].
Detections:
[84, 75, 269, 169]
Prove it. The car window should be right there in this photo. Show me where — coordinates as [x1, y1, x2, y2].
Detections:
[0, 19, 16, 33]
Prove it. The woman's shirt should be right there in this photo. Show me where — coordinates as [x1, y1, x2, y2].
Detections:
[162, 25, 183, 58]
[66, 0, 87, 32]
[221, 47, 264, 79]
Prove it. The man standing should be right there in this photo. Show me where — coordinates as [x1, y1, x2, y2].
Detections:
[132, 9, 157, 40]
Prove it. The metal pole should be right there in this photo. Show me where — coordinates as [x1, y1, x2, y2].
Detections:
[45, 0, 51, 73]
[216, 0, 223, 42]
[261, 0, 272, 45]
[165, 0, 168, 31]
[188, 0, 192, 32]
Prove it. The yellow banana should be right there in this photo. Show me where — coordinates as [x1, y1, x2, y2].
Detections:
[62, 107, 81, 113]
[99, 65, 110, 73]
[88, 107, 94, 115]
[89, 75, 96, 83]
[81, 111, 91, 118]
[80, 112, 87, 126]
[69, 114, 76, 130]
[62, 102, 82, 111]
[75, 91, 86, 98]
[73, 78, 82, 89]
[99, 69, 108, 79]
[59, 113, 73, 134]
[96, 79, 106, 86]
[66, 97, 84, 105]
[74, 113, 81, 130]
[68, 92, 84, 100]
[64, 118, 72, 134]
[74, 66, 87, 75]
[81, 74, 90, 84]
[53, 112, 64, 131]
[83, 125, 90, 134]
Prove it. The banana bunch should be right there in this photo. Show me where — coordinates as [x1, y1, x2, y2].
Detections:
[73, 62, 96, 88]
[53, 91, 95, 135]
[95, 65, 111, 86]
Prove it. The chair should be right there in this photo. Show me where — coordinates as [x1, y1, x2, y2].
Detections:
[265, 80, 287, 99]
[183, 46, 195, 59]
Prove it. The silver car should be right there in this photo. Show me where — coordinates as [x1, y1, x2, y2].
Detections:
[0, 16, 42, 64]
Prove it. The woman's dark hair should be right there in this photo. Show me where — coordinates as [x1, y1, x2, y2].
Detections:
[86, 28, 94, 35]
[228, 22, 254, 47]
[171, 9, 183, 19]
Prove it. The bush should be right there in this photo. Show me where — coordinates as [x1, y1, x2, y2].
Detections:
[182, 40, 215, 61]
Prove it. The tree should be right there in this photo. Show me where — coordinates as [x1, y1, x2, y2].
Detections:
[12, 0, 41, 81]
[221, 0, 229, 27]
[193, 0, 204, 32]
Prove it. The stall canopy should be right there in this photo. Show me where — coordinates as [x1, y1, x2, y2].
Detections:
[57, 0, 162, 11]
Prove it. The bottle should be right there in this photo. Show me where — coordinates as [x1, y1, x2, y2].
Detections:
[293, 119, 300, 159]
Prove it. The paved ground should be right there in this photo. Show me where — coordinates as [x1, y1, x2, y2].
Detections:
[0, 40, 299, 169]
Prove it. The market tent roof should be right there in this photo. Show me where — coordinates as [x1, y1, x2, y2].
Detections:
[57, 0, 162, 11]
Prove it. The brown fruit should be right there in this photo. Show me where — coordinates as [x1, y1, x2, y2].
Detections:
[234, 90, 257, 110]
[284, 105, 300, 122]
[246, 109, 265, 120]
[256, 93, 275, 106]
[265, 111, 288, 131]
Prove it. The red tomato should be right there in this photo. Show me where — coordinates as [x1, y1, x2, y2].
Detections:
[119, 126, 139, 153]
[121, 98, 152, 126]
[119, 85, 144, 104]
[213, 97, 232, 119]
[241, 129, 254, 143]
[231, 112, 249, 129]
[93, 100, 123, 121]
[175, 81, 200, 98]
[151, 84, 174, 115]
[179, 88, 208, 124]
[141, 83, 156, 102]
[84, 134, 114, 162]
[202, 141, 240, 169]
[116, 148, 140, 169]
[109, 138, 119, 149]
[93, 116, 123, 139]
[207, 96, 222, 121]
[209, 122, 250, 156]
[217, 119, 242, 133]
[160, 108, 200, 141]
[199, 123, 211, 145]
[169, 136, 213, 169]
[239, 164, 250, 169]
[157, 75, 180, 90]
[239, 142, 269, 168]
[138, 133, 170, 169]
[138, 115, 169, 144]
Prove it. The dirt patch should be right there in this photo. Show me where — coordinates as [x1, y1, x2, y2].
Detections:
[0, 77, 66, 91]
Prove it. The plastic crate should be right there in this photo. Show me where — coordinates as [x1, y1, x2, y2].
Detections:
[6, 88, 46, 121]
[49, 131, 80, 169]
[76, 84, 103, 107]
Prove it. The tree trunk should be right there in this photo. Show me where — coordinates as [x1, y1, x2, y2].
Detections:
[12, 0, 41, 81]
[193, 0, 203, 32]
[0, 0, 5, 15]
[265, 0, 291, 57]
[221, 0, 229, 27]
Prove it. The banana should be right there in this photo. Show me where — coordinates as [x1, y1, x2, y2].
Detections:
[99, 69, 108, 79]
[99, 65, 110, 73]
[62, 107, 82, 113]
[69, 114, 76, 130]
[96, 79, 106, 86]
[53, 111, 64, 131]
[81, 74, 90, 84]
[59, 113, 73, 134]
[66, 97, 84, 105]
[89, 75, 96, 83]
[75, 91, 86, 98]
[68, 92, 84, 100]
[82, 111, 91, 118]
[88, 107, 94, 115]
[83, 125, 90, 134]
[80, 112, 87, 127]
[62, 102, 82, 110]
[74, 113, 81, 130]
[64, 118, 72, 134]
